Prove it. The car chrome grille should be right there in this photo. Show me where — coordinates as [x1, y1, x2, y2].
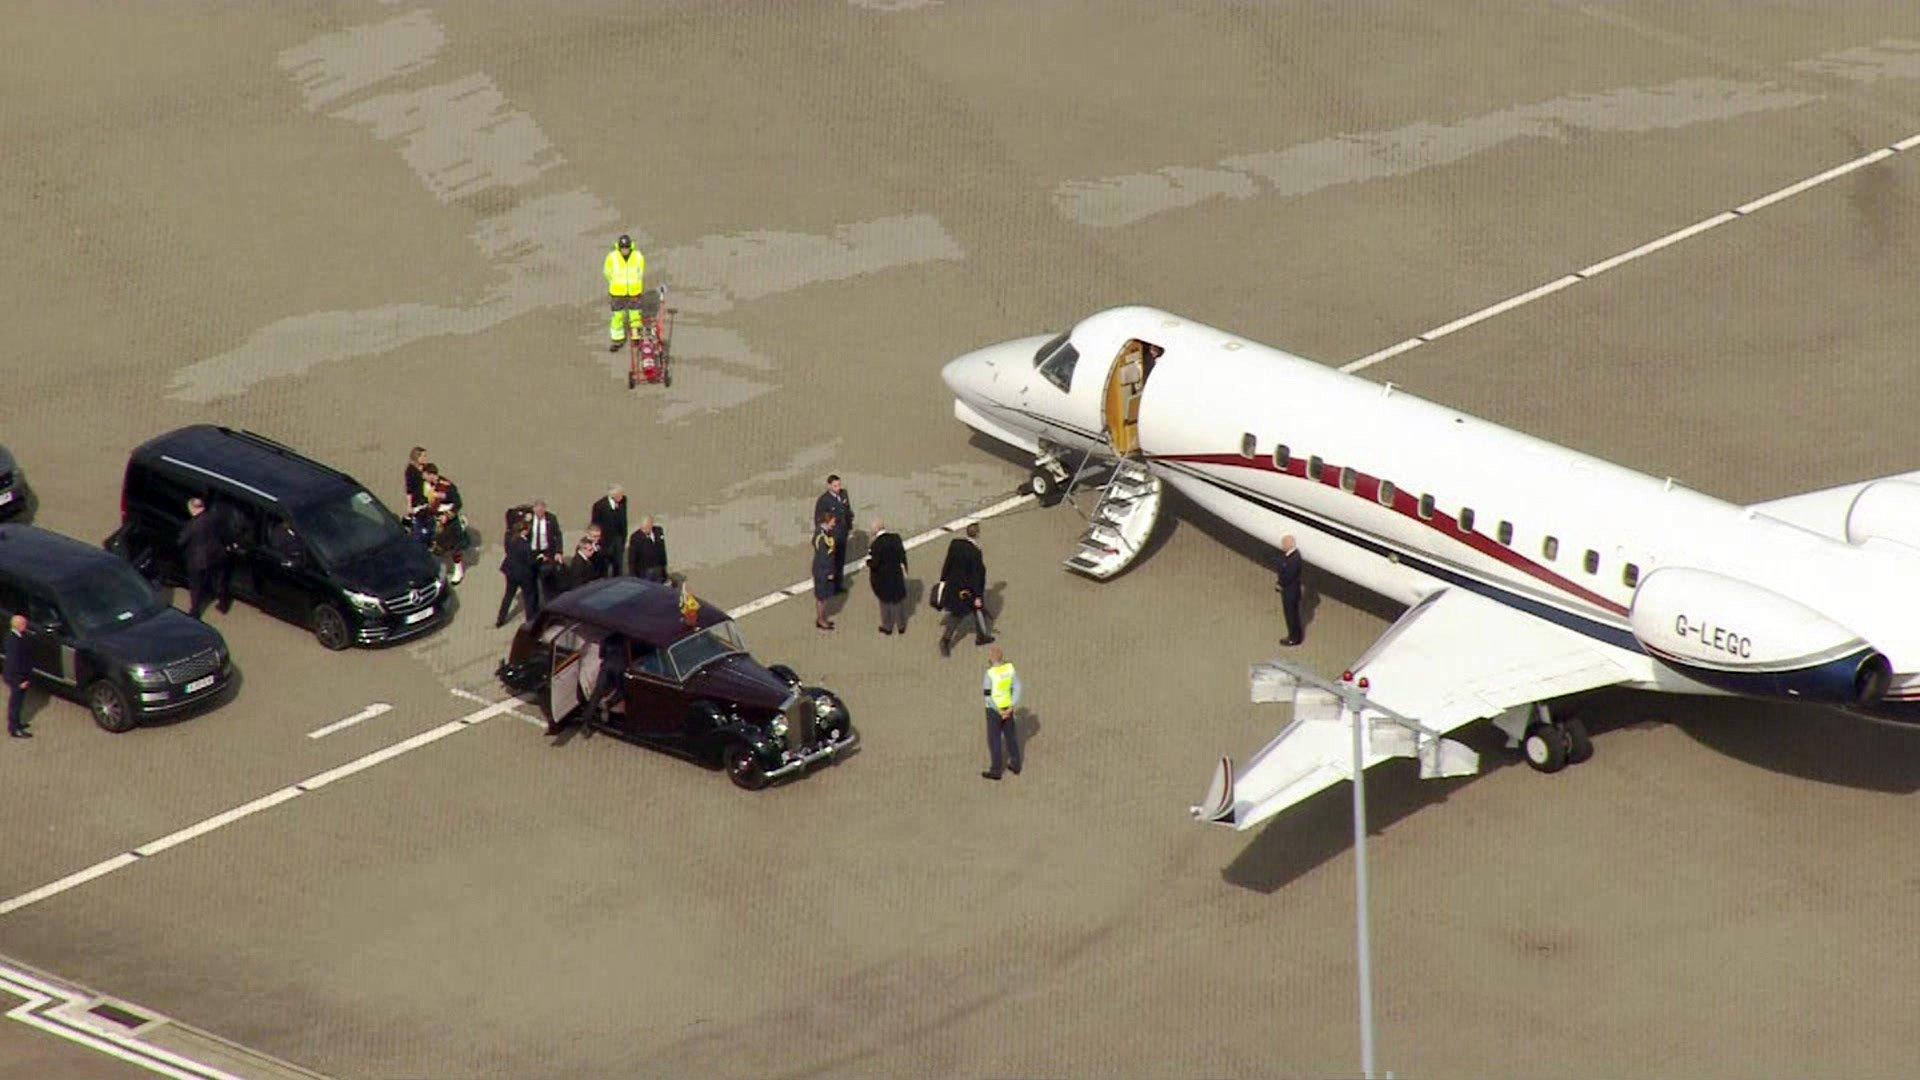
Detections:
[382, 579, 441, 614]
[163, 649, 220, 684]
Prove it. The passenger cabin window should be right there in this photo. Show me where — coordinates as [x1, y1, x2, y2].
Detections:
[1377, 480, 1396, 506]
[1309, 455, 1325, 482]
[1583, 549, 1599, 574]
[1457, 506, 1474, 532]
[1623, 563, 1640, 588]
[1497, 520, 1513, 546]
[1273, 444, 1291, 471]
[1339, 467, 1357, 493]
[1418, 494, 1436, 521]
[1543, 536, 1560, 561]
[1239, 433, 1256, 459]
[1033, 332, 1080, 393]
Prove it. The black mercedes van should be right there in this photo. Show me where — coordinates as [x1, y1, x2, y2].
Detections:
[108, 426, 452, 650]
[0, 524, 231, 731]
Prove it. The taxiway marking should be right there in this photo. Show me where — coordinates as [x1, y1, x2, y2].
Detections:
[1341, 130, 1920, 374]
[306, 702, 393, 739]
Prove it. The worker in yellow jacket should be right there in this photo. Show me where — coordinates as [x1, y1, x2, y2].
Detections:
[603, 233, 646, 351]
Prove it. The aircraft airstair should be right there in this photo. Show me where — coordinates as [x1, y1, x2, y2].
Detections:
[1064, 456, 1163, 580]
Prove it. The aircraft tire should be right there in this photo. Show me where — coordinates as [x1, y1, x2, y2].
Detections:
[1563, 717, 1593, 765]
[1522, 722, 1570, 774]
[1028, 468, 1063, 507]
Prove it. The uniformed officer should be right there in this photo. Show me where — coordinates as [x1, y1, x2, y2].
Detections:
[1276, 534, 1306, 646]
[980, 645, 1023, 780]
[603, 234, 646, 351]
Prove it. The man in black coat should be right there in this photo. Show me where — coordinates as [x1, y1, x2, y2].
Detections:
[5, 613, 31, 738]
[1276, 534, 1306, 646]
[627, 516, 668, 582]
[178, 497, 229, 620]
[866, 518, 908, 635]
[813, 475, 853, 593]
[497, 522, 539, 627]
[590, 485, 628, 576]
[936, 522, 992, 657]
[564, 536, 601, 593]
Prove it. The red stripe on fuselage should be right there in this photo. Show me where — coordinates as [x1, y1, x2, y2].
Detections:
[1153, 452, 1631, 617]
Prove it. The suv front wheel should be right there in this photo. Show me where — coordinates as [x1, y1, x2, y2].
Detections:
[87, 680, 137, 733]
[311, 603, 352, 651]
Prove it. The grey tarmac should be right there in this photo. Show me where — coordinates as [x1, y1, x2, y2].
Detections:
[4, 3, 1920, 1077]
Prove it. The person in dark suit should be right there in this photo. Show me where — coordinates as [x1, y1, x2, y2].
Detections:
[866, 518, 908, 635]
[178, 497, 228, 620]
[5, 614, 31, 738]
[591, 485, 628, 576]
[496, 521, 538, 627]
[812, 513, 838, 631]
[563, 535, 601, 593]
[404, 446, 428, 515]
[584, 634, 629, 727]
[936, 522, 992, 657]
[1276, 534, 1306, 646]
[813, 475, 853, 593]
[527, 500, 563, 603]
[626, 516, 668, 582]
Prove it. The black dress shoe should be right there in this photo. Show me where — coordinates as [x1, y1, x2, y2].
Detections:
[609, 341, 624, 352]
[980, 770, 1001, 781]
[878, 626, 891, 635]
[975, 635, 995, 646]
[9, 730, 30, 739]
[1280, 637, 1302, 647]
[1008, 763, 1021, 775]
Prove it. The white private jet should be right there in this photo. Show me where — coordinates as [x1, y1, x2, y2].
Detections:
[942, 306, 1920, 832]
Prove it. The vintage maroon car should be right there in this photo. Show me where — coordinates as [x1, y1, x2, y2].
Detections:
[496, 577, 855, 789]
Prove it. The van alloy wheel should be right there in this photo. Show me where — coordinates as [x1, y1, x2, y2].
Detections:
[312, 603, 352, 651]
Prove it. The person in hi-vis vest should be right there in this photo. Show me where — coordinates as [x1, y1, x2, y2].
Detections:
[603, 234, 646, 351]
[980, 645, 1023, 780]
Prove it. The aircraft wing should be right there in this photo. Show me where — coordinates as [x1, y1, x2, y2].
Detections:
[1747, 469, 1920, 538]
[1192, 587, 1634, 832]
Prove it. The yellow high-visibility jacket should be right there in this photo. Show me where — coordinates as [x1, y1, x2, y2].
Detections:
[604, 248, 645, 296]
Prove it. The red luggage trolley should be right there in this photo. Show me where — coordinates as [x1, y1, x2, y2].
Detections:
[627, 285, 677, 389]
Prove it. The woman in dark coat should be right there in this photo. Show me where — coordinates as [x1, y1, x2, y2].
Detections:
[866, 519, 908, 635]
[812, 513, 838, 631]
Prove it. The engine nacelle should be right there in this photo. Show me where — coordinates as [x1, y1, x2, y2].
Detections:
[1845, 480, 1920, 551]
[1629, 567, 1890, 705]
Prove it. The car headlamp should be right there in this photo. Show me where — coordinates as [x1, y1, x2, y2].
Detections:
[129, 663, 168, 688]
[813, 694, 835, 718]
[769, 716, 789, 738]
[344, 590, 383, 614]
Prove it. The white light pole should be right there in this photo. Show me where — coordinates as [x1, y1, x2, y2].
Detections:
[1343, 669, 1377, 1080]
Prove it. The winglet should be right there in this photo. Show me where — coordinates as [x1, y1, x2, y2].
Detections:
[1190, 755, 1236, 826]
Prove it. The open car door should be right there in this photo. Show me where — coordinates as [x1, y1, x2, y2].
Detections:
[541, 619, 604, 724]
[1193, 587, 1636, 832]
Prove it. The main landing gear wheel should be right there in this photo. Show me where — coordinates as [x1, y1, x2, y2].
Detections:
[1027, 467, 1063, 507]
[1522, 721, 1572, 774]
[1563, 716, 1594, 765]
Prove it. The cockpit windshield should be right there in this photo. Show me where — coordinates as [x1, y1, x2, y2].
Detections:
[1033, 331, 1079, 393]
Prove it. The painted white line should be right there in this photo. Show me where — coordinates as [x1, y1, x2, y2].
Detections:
[133, 788, 304, 858]
[1422, 274, 1582, 342]
[1339, 134, 1920, 375]
[296, 719, 470, 791]
[306, 701, 392, 739]
[450, 687, 546, 728]
[1, 962, 255, 1080]
[1577, 211, 1738, 279]
[1734, 148, 1893, 214]
[0, 855, 140, 918]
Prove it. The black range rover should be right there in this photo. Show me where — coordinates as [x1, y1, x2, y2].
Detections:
[108, 426, 452, 650]
[0, 524, 232, 731]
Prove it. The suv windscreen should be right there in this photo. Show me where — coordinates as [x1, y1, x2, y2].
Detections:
[1033, 331, 1079, 392]
[294, 489, 406, 567]
[61, 561, 166, 636]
